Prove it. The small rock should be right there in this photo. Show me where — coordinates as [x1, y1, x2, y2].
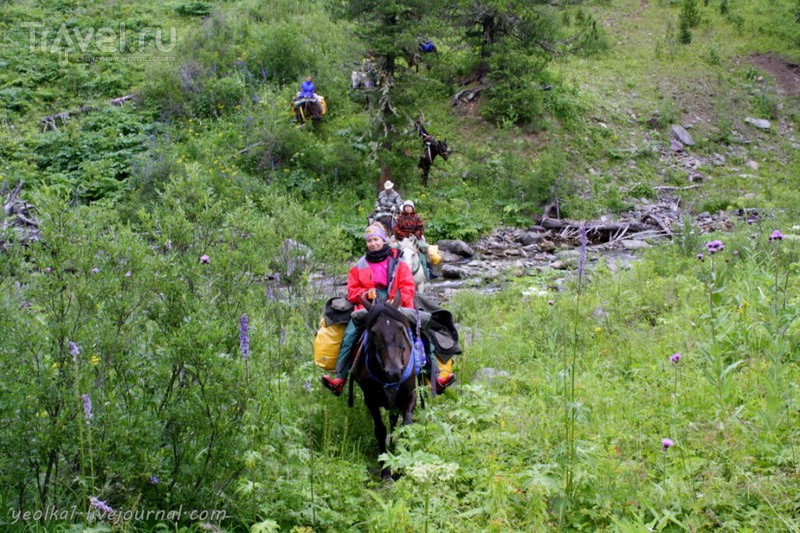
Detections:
[670, 138, 684, 152]
[621, 240, 650, 250]
[441, 265, 464, 279]
[518, 232, 545, 246]
[745, 160, 759, 170]
[440, 250, 464, 263]
[744, 117, 771, 130]
[436, 239, 474, 258]
[539, 240, 556, 253]
[474, 368, 511, 382]
[671, 125, 695, 146]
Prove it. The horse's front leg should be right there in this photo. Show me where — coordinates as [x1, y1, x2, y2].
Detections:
[366, 401, 391, 480]
[402, 389, 417, 426]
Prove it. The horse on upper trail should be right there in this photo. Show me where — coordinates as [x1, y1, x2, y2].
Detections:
[291, 97, 325, 126]
[397, 237, 426, 295]
[416, 120, 450, 186]
[350, 291, 418, 480]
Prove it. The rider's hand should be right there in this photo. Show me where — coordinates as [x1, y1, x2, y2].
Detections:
[365, 289, 377, 301]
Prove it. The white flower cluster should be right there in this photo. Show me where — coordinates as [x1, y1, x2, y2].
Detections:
[407, 461, 459, 484]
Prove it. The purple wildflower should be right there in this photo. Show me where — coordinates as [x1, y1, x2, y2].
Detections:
[69, 341, 80, 359]
[697, 253, 704, 261]
[82, 394, 93, 423]
[149, 475, 160, 485]
[661, 438, 674, 451]
[669, 352, 682, 364]
[577, 224, 588, 280]
[769, 230, 784, 241]
[240, 314, 250, 360]
[199, 254, 210, 264]
[89, 496, 114, 514]
[91, 268, 100, 274]
[124, 271, 132, 278]
[304, 381, 312, 393]
[44, 267, 52, 273]
[705, 240, 724, 254]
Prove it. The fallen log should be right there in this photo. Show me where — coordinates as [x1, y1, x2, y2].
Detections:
[537, 217, 670, 243]
[41, 94, 137, 131]
[452, 85, 486, 106]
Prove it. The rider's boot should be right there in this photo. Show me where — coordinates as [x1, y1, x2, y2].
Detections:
[321, 375, 346, 396]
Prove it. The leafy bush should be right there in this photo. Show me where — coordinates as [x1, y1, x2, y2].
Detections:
[188, 75, 248, 118]
[176, 1, 214, 17]
[31, 107, 151, 201]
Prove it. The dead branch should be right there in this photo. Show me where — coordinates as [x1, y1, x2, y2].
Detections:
[452, 85, 486, 106]
[41, 94, 137, 131]
[2, 181, 41, 249]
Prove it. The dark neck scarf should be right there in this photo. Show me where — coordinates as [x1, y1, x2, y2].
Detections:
[365, 244, 390, 263]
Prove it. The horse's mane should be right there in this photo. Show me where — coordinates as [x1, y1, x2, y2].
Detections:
[364, 301, 410, 331]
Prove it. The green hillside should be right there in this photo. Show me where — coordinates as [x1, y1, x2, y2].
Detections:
[1, 0, 800, 530]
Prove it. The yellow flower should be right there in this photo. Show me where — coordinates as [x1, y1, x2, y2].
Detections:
[89, 355, 101, 366]
[594, 327, 602, 333]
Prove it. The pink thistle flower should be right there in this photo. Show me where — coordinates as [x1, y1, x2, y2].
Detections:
[769, 230, 784, 241]
[661, 438, 674, 451]
[91, 268, 100, 274]
[697, 253, 704, 261]
[125, 271, 132, 278]
[670, 352, 682, 363]
[705, 240, 724, 254]
[199, 254, 210, 264]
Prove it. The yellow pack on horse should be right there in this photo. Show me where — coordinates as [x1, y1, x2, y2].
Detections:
[291, 95, 327, 125]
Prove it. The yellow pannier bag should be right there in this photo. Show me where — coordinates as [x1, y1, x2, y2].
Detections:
[317, 95, 328, 115]
[436, 355, 453, 379]
[427, 244, 442, 265]
[313, 317, 344, 371]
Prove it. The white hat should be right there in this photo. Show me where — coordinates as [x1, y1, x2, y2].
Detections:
[384, 180, 394, 190]
[402, 200, 415, 209]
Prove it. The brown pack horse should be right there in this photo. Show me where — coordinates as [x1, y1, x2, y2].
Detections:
[351, 291, 417, 480]
[292, 97, 323, 126]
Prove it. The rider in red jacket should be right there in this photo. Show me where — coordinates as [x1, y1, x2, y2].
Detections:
[322, 224, 415, 394]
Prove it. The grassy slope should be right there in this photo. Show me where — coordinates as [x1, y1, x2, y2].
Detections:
[2, 0, 800, 530]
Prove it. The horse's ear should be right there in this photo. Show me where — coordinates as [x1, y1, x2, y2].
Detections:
[360, 293, 374, 311]
[389, 289, 402, 309]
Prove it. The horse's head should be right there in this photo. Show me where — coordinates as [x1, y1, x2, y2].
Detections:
[437, 140, 449, 161]
[362, 292, 411, 382]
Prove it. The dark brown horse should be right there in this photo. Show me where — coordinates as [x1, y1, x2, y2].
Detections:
[292, 97, 323, 126]
[351, 291, 417, 480]
[416, 121, 449, 186]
